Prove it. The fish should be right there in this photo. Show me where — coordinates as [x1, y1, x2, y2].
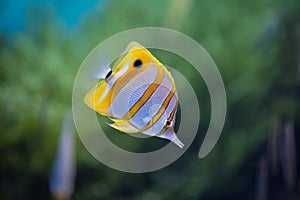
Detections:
[84, 41, 184, 148]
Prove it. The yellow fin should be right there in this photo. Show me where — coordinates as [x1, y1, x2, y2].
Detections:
[107, 118, 140, 133]
[111, 41, 161, 74]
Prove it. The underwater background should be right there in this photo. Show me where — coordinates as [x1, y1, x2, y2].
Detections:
[0, 0, 299, 199]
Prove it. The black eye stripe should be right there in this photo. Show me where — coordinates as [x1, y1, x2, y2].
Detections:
[105, 70, 112, 79]
[133, 59, 142, 68]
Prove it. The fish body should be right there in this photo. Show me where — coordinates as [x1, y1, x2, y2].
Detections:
[84, 42, 184, 148]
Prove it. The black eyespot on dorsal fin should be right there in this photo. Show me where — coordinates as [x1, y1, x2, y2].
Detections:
[133, 59, 142, 68]
[166, 120, 171, 126]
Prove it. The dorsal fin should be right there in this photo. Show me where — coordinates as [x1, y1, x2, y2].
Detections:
[89, 57, 111, 80]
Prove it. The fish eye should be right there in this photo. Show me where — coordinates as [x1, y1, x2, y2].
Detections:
[105, 70, 112, 79]
[133, 59, 142, 68]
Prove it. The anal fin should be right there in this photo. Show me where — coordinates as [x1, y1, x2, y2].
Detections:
[107, 118, 140, 134]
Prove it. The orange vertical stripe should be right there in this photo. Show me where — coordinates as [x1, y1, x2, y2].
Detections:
[137, 86, 176, 132]
[121, 65, 165, 120]
[158, 100, 178, 135]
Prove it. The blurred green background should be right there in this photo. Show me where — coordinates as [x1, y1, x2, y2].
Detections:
[0, 0, 299, 199]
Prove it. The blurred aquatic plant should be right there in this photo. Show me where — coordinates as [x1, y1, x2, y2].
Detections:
[49, 110, 76, 200]
[255, 118, 298, 200]
[0, 14, 82, 199]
